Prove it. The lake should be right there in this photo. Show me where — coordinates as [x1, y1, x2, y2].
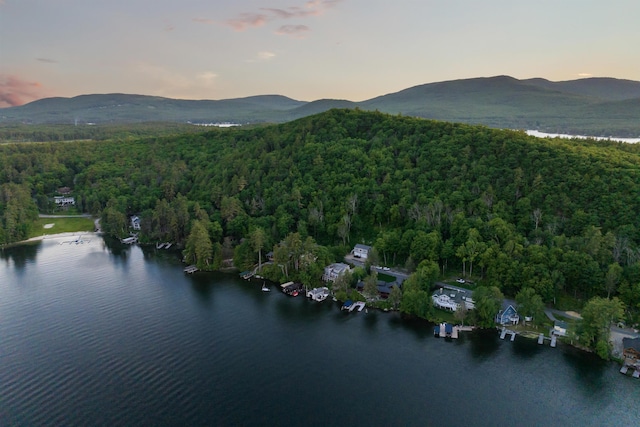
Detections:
[1, 235, 639, 426]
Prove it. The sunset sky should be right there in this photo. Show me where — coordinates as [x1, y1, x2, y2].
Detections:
[1, 0, 639, 107]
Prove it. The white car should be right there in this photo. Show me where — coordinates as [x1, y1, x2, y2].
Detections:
[383, 267, 390, 271]
[456, 278, 465, 283]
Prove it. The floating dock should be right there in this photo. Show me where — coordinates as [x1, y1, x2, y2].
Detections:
[538, 334, 544, 344]
[349, 301, 366, 312]
[184, 265, 199, 274]
[500, 328, 516, 341]
[550, 335, 557, 348]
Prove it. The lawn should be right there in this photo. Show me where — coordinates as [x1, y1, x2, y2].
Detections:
[377, 272, 396, 283]
[29, 217, 96, 239]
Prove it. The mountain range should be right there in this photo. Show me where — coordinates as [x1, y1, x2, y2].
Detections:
[2, 75, 640, 137]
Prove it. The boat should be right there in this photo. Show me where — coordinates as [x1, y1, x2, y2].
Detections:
[261, 282, 270, 292]
[341, 300, 353, 310]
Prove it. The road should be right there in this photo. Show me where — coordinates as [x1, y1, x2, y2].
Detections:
[39, 214, 92, 218]
[343, 254, 409, 284]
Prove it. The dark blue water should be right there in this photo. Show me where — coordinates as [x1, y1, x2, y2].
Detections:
[1, 236, 639, 426]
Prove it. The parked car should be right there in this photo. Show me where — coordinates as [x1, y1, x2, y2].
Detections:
[383, 267, 390, 271]
[456, 278, 465, 283]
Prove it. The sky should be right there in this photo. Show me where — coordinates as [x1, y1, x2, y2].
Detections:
[1, 0, 639, 107]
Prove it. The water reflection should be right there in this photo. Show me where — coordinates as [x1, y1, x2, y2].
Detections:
[468, 328, 501, 359]
[0, 241, 41, 271]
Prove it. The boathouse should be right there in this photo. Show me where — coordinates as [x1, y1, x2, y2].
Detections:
[623, 337, 640, 364]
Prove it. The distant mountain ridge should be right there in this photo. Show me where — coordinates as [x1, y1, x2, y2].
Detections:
[2, 76, 639, 137]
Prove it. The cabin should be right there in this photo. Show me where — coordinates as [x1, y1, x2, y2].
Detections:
[323, 263, 351, 282]
[352, 244, 372, 259]
[130, 215, 141, 230]
[496, 304, 519, 325]
[266, 251, 274, 262]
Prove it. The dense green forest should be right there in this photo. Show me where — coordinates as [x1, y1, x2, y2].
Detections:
[0, 122, 213, 143]
[2, 109, 640, 331]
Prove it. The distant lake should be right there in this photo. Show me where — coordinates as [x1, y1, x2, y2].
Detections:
[526, 130, 640, 143]
[1, 236, 639, 426]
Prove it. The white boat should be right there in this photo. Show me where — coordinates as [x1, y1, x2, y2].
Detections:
[261, 282, 270, 292]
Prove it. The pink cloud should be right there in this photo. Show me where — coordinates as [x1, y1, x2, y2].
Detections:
[225, 0, 342, 32]
[0, 74, 48, 108]
[261, 7, 320, 19]
[226, 13, 269, 31]
[276, 25, 310, 37]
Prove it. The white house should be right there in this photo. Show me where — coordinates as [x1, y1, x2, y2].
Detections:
[352, 244, 372, 259]
[54, 196, 75, 207]
[131, 215, 141, 230]
[323, 263, 351, 282]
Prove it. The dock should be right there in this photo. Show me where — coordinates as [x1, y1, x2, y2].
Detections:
[538, 334, 544, 345]
[500, 328, 516, 341]
[434, 323, 463, 338]
[349, 301, 366, 312]
[550, 335, 557, 348]
[184, 265, 199, 274]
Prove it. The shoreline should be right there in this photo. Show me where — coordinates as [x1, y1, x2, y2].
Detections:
[1, 231, 102, 249]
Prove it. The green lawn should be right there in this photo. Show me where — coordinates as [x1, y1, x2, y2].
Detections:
[29, 217, 95, 239]
[377, 272, 396, 283]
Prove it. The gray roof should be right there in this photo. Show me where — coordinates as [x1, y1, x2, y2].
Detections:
[623, 337, 640, 352]
[354, 244, 371, 250]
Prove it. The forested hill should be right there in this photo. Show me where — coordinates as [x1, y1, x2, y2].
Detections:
[2, 76, 640, 137]
[1, 109, 640, 308]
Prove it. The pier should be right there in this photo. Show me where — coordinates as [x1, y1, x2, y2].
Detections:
[434, 323, 471, 338]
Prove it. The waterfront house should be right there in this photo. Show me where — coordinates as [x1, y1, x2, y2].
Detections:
[356, 280, 401, 299]
[431, 287, 474, 312]
[553, 320, 568, 337]
[623, 337, 640, 365]
[323, 263, 351, 282]
[352, 244, 372, 259]
[130, 215, 141, 230]
[496, 304, 519, 325]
